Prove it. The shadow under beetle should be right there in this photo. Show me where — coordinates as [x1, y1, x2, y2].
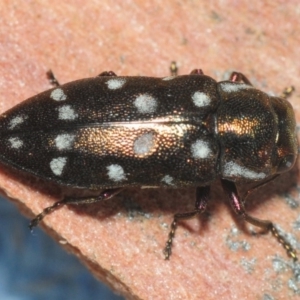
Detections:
[0, 62, 297, 260]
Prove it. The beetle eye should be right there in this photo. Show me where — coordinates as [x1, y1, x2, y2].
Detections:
[277, 154, 296, 173]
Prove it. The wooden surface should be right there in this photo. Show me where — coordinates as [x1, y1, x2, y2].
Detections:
[0, 1, 300, 299]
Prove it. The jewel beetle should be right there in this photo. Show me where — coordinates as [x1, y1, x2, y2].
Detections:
[0, 63, 297, 260]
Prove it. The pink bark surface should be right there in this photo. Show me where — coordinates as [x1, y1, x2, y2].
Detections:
[0, 1, 300, 299]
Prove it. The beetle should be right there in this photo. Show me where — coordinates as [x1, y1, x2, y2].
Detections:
[0, 63, 297, 260]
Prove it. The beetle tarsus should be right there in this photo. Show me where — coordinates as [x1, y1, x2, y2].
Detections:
[281, 86, 295, 100]
[170, 61, 178, 76]
[29, 188, 123, 229]
[270, 226, 297, 261]
[29, 200, 65, 230]
[46, 70, 60, 87]
[164, 186, 210, 259]
[164, 219, 177, 259]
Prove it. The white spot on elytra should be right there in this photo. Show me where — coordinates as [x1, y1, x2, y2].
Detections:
[162, 76, 176, 81]
[191, 91, 211, 107]
[133, 133, 155, 155]
[8, 137, 23, 149]
[161, 175, 174, 185]
[50, 88, 67, 101]
[106, 78, 126, 90]
[134, 94, 157, 114]
[58, 105, 78, 120]
[220, 82, 252, 93]
[55, 134, 75, 150]
[50, 157, 67, 176]
[286, 161, 292, 168]
[8, 115, 26, 129]
[106, 164, 127, 182]
[191, 139, 211, 159]
[223, 161, 266, 180]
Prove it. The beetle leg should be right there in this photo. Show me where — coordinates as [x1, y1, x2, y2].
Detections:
[229, 72, 253, 85]
[190, 69, 204, 75]
[281, 86, 295, 100]
[170, 61, 178, 76]
[98, 71, 117, 77]
[221, 179, 297, 261]
[29, 188, 123, 230]
[164, 186, 210, 259]
[46, 70, 60, 86]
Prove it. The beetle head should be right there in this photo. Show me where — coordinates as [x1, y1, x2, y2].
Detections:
[271, 96, 298, 174]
